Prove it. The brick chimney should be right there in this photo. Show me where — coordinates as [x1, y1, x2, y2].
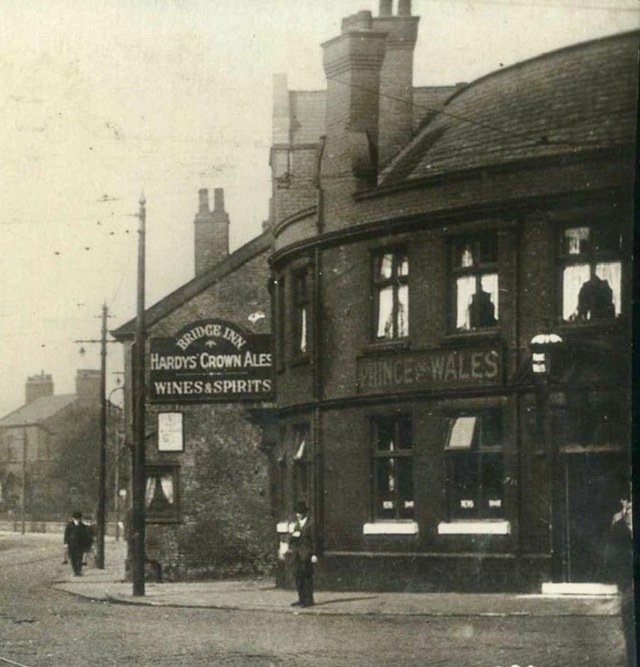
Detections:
[373, 0, 419, 167]
[322, 10, 387, 194]
[75, 369, 101, 405]
[194, 187, 230, 276]
[25, 372, 54, 404]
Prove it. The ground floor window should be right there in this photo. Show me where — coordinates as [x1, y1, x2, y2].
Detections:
[445, 410, 504, 520]
[371, 414, 414, 520]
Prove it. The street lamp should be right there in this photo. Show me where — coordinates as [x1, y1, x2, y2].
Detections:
[530, 332, 564, 581]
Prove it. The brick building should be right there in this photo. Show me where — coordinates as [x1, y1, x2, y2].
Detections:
[112, 189, 277, 581]
[0, 370, 107, 520]
[270, 1, 637, 591]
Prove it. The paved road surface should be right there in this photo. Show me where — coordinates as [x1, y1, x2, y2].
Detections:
[0, 532, 628, 667]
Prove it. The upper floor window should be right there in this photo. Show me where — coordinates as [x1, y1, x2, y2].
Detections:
[371, 414, 414, 520]
[372, 250, 409, 341]
[452, 235, 499, 332]
[560, 224, 621, 323]
[292, 269, 309, 357]
[445, 409, 504, 520]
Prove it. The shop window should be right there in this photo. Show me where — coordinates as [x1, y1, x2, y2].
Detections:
[292, 423, 310, 502]
[371, 414, 414, 520]
[372, 249, 409, 341]
[553, 391, 623, 447]
[145, 466, 179, 522]
[292, 269, 309, 357]
[560, 224, 621, 322]
[445, 410, 504, 520]
[452, 235, 499, 331]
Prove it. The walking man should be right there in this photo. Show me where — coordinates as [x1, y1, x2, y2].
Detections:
[63, 511, 91, 576]
[289, 501, 318, 608]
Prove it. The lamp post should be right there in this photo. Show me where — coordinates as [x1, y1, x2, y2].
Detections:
[530, 332, 565, 582]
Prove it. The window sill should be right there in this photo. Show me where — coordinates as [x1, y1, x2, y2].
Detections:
[363, 521, 419, 536]
[437, 521, 510, 535]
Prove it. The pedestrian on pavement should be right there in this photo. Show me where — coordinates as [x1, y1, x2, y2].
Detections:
[83, 516, 95, 567]
[288, 500, 318, 608]
[63, 511, 91, 577]
[606, 498, 635, 666]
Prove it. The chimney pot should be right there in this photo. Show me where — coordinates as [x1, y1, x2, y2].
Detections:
[213, 188, 225, 212]
[198, 188, 209, 214]
[398, 0, 411, 16]
[379, 0, 392, 16]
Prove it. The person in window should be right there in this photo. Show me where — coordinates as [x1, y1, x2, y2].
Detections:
[468, 288, 497, 329]
[288, 500, 318, 608]
[576, 272, 615, 321]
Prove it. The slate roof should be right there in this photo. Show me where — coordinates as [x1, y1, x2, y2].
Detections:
[382, 31, 639, 186]
[0, 394, 76, 427]
[112, 228, 273, 339]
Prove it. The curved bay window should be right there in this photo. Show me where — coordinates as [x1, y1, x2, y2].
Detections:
[371, 414, 414, 520]
[452, 234, 499, 332]
[445, 410, 504, 520]
[560, 224, 621, 323]
[372, 249, 409, 341]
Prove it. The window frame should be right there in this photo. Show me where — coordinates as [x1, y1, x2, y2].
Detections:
[370, 413, 414, 521]
[558, 222, 622, 324]
[450, 233, 499, 333]
[371, 248, 409, 342]
[444, 409, 505, 522]
[291, 268, 310, 359]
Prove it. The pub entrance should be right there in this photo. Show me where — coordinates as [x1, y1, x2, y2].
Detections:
[561, 451, 626, 582]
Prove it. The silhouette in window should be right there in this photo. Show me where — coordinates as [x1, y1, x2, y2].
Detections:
[576, 271, 615, 321]
[469, 288, 497, 329]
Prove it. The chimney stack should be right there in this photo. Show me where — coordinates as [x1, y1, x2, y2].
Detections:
[374, 0, 419, 167]
[194, 187, 230, 275]
[75, 369, 101, 406]
[25, 372, 54, 404]
[322, 10, 386, 197]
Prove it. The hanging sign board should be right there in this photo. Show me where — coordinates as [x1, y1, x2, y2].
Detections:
[149, 319, 273, 403]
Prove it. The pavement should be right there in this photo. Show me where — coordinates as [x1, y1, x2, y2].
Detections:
[50, 537, 623, 618]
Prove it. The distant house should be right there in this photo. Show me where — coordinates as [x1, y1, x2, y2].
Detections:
[0, 370, 113, 520]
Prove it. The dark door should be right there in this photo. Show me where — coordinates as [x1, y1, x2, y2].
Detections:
[563, 452, 626, 582]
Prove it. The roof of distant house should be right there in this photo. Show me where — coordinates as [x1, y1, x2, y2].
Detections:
[0, 394, 76, 428]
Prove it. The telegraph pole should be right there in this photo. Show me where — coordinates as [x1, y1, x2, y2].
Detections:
[131, 194, 147, 596]
[95, 303, 108, 569]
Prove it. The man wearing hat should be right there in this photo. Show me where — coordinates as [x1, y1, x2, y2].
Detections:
[288, 501, 318, 608]
[63, 511, 91, 576]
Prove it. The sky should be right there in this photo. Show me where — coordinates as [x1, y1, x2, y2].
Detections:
[0, 0, 637, 417]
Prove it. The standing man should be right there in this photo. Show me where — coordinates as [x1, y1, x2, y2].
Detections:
[289, 501, 318, 608]
[63, 511, 91, 577]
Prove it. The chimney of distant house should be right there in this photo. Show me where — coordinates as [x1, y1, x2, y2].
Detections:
[25, 371, 54, 404]
[322, 10, 387, 192]
[194, 187, 230, 276]
[75, 369, 101, 405]
[373, 0, 419, 167]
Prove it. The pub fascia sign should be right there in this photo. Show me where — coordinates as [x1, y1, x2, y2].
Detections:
[149, 319, 273, 403]
[357, 345, 502, 394]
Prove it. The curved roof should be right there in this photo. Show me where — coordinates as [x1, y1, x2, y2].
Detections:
[382, 31, 639, 186]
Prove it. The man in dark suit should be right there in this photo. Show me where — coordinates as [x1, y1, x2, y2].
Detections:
[289, 501, 318, 608]
[63, 511, 91, 576]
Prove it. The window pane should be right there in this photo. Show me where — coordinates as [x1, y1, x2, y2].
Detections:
[468, 275, 498, 329]
[376, 458, 396, 517]
[481, 456, 504, 518]
[398, 418, 413, 450]
[298, 307, 307, 353]
[477, 410, 503, 448]
[457, 241, 475, 268]
[563, 264, 591, 321]
[593, 226, 621, 254]
[398, 252, 409, 277]
[397, 284, 409, 337]
[563, 227, 590, 255]
[456, 275, 475, 330]
[449, 453, 478, 518]
[377, 285, 394, 338]
[479, 235, 498, 263]
[378, 254, 394, 280]
[595, 261, 621, 316]
[397, 458, 414, 518]
[447, 417, 477, 450]
[376, 419, 395, 452]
